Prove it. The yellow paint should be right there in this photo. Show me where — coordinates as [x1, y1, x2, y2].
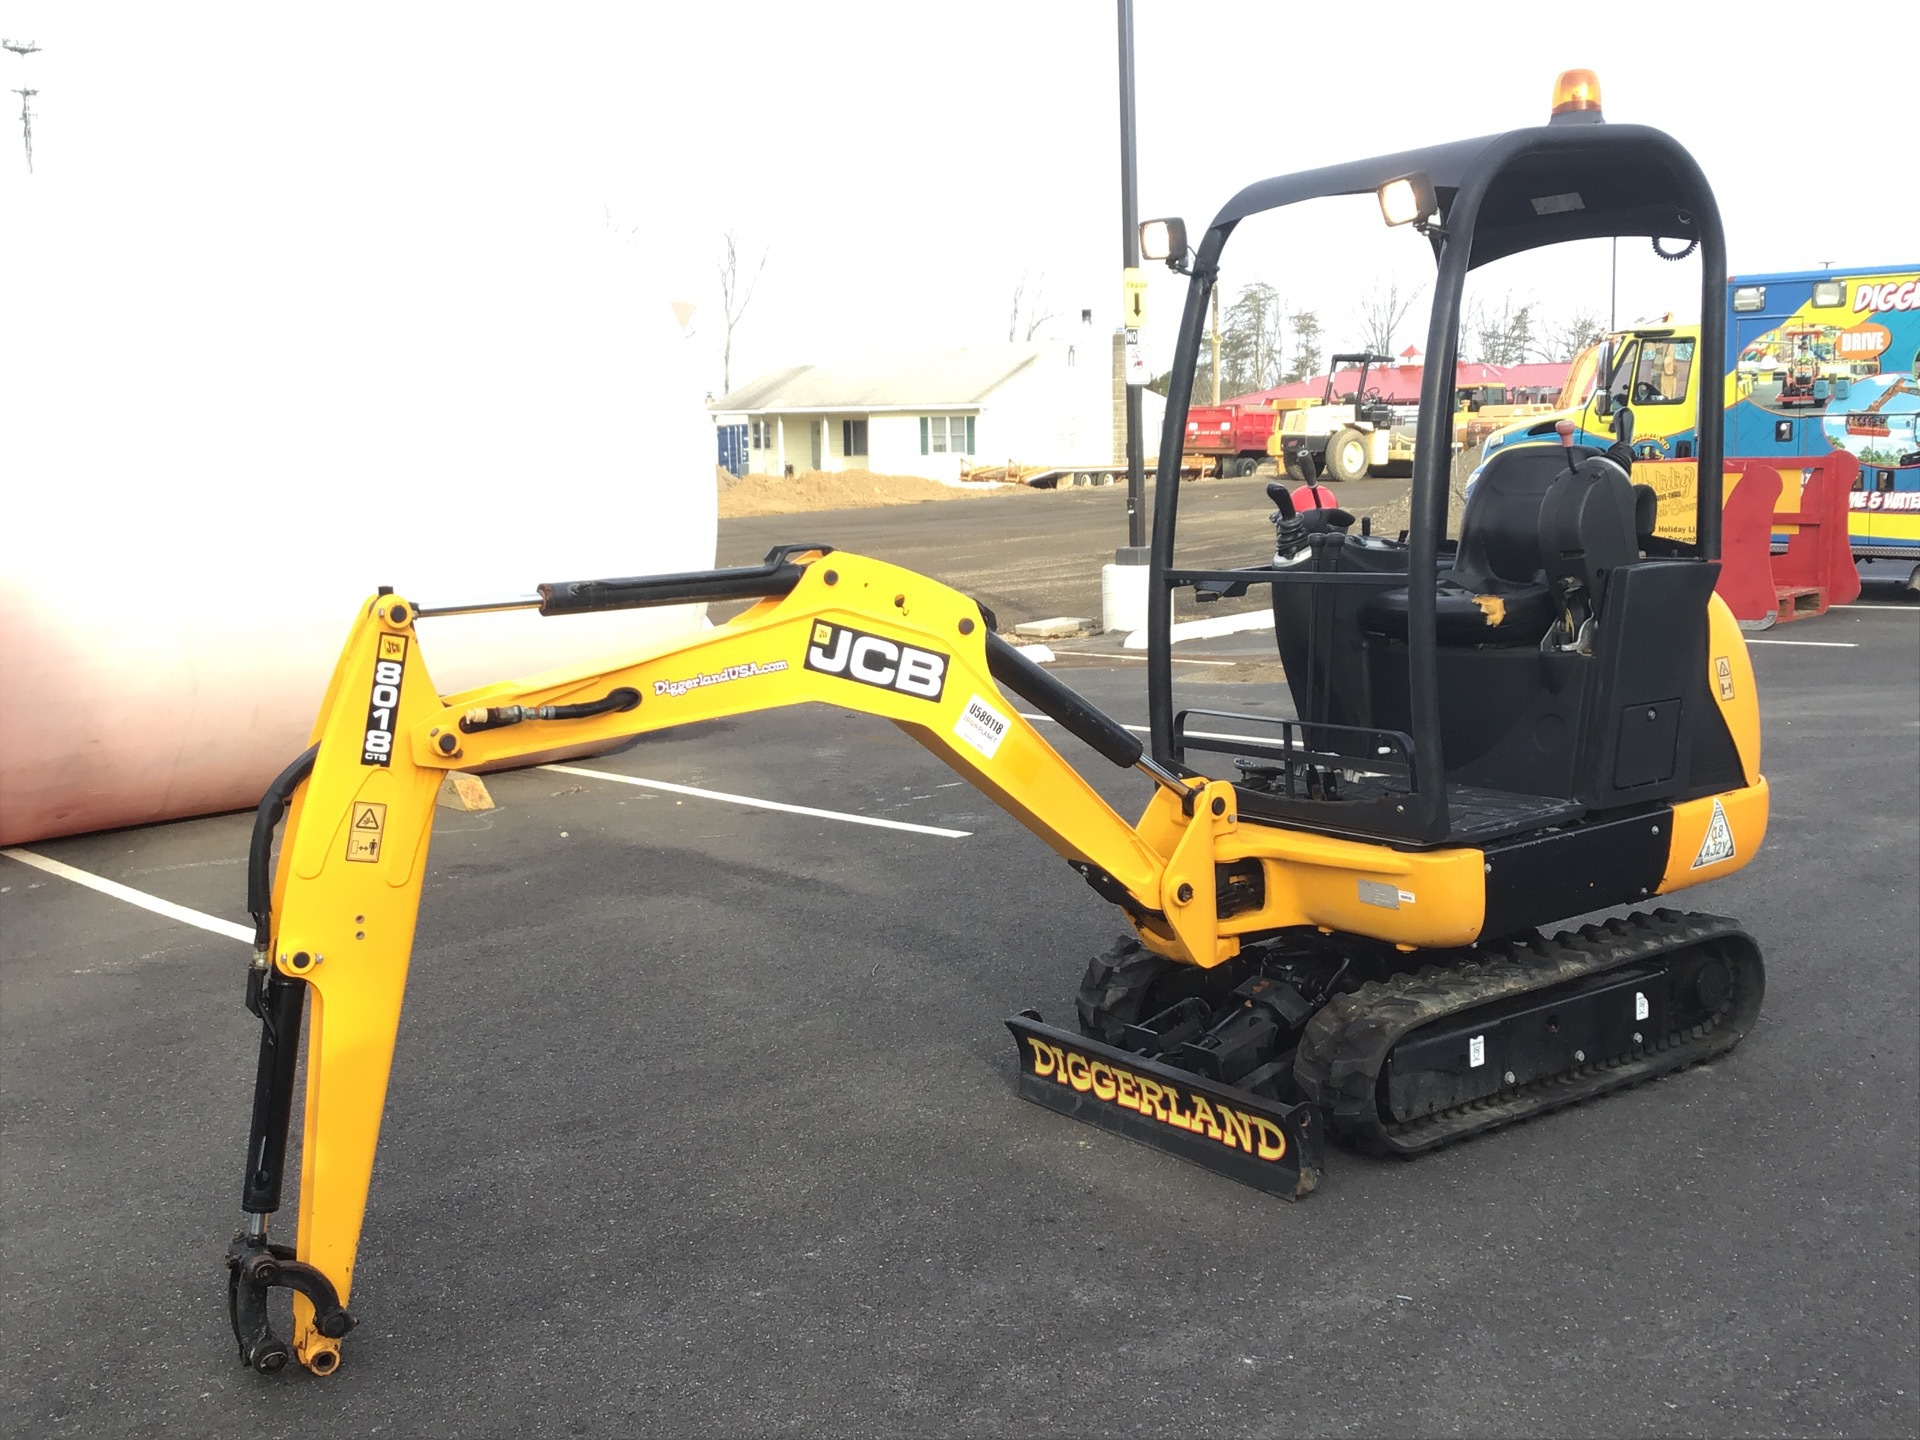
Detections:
[1659, 780, 1769, 893]
[1470, 594, 1507, 626]
[1705, 594, 1762, 783]
[271, 595, 443, 1365]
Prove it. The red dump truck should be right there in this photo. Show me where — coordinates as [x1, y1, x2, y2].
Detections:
[1182, 401, 1294, 476]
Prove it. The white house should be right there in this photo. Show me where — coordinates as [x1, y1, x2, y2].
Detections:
[712, 333, 1165, 483]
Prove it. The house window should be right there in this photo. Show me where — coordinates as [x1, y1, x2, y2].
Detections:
[842, 419, 868, 456]
[919, 415, 976, 455]
[751, 420, 772, 449]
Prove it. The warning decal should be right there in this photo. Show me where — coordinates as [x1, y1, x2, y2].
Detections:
[1715, 656, 1735, 701]
[1690, 798, 1736, 869]
[346, 801, 387, 863]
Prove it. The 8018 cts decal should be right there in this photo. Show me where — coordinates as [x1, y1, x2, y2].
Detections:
[804, 622, 947, 700]
[361, 634, 408, 766]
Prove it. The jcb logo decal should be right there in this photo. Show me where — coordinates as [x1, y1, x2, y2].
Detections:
[361, 637, 408, 766]
[804, 623, 947, 701]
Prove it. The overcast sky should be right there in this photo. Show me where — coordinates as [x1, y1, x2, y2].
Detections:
[3, 2, 1914, 423]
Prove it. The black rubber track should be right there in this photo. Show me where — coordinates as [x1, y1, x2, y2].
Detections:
[1293, 908, 1764, 1155]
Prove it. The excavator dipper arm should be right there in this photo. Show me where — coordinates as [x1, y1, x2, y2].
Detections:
[228, 546, 1233, 1375]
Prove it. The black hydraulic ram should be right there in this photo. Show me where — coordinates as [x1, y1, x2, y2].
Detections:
[534, 543, 832, 615]
[231, 743, 354, 1373]
[985, 631, 1142, 769]
[984, 630, 1201, 801]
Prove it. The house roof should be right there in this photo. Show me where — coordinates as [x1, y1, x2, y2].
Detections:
[712, 345, 1053, 414]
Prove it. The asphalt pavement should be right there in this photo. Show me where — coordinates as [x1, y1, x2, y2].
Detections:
[2, 572, 1915, 1438]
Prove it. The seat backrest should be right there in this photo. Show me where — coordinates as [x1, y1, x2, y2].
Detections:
[1538, 456, 1642, 608]
[1454, 444, 1595, 590]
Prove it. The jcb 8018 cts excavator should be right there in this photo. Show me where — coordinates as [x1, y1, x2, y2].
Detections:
[228, 70, 1766, 1375]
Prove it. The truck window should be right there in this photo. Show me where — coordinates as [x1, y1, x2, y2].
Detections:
[1633, 339, 1694, 405]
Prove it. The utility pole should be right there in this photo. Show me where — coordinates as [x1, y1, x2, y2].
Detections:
[4, 38, 38, 174]
[1211, 288, 1221, 405]
[1116, 0, 1146, 560]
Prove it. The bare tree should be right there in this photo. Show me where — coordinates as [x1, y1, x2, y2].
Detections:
[1543, 307, 1606, 362]
[1465, 292, 1536, 365]
[1219, 282, 1285, 395]
[1354, 281, 1422, 358]
[1283, 309, 1323, 386]
[718, 231, 768, 396]
[4, 37, 38, 174]
[1007, 271, 1056, 342]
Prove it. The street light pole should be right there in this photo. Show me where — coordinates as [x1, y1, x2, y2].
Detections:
[1116, 0, 1147, 559]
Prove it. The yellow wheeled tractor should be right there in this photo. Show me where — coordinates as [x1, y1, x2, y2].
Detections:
[227, 70, 1766, 1376]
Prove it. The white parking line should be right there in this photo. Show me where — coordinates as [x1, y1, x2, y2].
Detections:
[540, 765, 972, 838]
[1, 847, 252, 943]
[1045, 650, 1238, 667]
[1746, 639, 1858, 648]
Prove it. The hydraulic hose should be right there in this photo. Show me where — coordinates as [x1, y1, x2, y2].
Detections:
[247, 745, 320, 952]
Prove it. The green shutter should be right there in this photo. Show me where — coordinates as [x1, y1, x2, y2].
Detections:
[965, 416, 975, 455]
[920, 416, 929, 455]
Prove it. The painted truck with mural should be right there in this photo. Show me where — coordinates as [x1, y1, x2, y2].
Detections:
[1474, 264, 1920, 584]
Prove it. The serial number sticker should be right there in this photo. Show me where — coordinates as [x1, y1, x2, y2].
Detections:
[1358, 879, 1400, 909]
[361, 636, 408, 767]
[1635, 991, 1650, 1022]
[1469, 1035, 1485, 1069]
[953, 694, 1011, 760]
[346, 801, 387, 863]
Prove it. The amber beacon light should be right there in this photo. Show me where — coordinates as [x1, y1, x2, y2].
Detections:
[1551, 68, 1603, 119]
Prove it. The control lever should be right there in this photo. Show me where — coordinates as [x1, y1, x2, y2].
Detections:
[1606, 401, 1637, 473]
[1266, 481, 1308, 557]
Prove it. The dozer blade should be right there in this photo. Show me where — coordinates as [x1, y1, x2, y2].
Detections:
[1295, 909, 1764, 1156]
[1006, 1011, 1322, 1198]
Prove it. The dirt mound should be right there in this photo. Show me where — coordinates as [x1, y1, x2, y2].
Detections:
[717, 467, 1028, 518]
[1351, 453, 1475, 539]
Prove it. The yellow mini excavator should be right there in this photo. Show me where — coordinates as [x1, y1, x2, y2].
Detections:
[227, 71, 1767, 1375]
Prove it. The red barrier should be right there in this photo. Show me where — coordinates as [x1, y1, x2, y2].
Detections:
[1717, 463, 1784, 626]
[1768, 451, 1862, 612]
[1716, 453, 1862, 628]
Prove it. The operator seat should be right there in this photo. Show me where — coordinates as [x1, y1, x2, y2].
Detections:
[1360, 443, 1582, 645]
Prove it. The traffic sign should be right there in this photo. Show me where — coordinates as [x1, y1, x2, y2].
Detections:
[1122, 267, 1148, 329]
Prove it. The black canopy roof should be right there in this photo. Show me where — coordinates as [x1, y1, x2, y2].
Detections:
[1209, 123, 1711, 268]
